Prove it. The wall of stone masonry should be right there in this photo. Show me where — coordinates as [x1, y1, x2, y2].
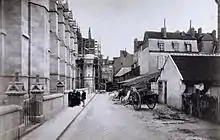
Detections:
[0, 0, 79, 104]
[0, 105, 25, 140]
[0, 0, 29, 104]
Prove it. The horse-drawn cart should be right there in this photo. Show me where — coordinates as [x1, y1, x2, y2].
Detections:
[123, 87, 158, 110]
[119, 72, 160, 111]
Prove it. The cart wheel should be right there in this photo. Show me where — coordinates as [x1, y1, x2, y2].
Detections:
[147, 95, 157, 110]
[131, 91, 141, 111]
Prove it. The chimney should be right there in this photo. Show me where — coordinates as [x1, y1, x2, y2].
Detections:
[134, 38, 138, 52]
[161, 28, 167, 38]
[198, 28, 202, 37]
[189, 28, 195, 38]
[215, 0, 220, 53]
[161, 18, 167, 38]
[212, 30, 217, 40]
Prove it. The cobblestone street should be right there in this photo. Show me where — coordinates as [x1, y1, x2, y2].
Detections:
[59, 94, 220, 140]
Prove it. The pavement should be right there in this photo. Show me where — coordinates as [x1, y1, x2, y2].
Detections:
[59, 94, 220, 140]
[20, 93, 96, 140]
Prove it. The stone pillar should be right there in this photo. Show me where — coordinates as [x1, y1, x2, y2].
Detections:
[58, 3, 67, 89]
[69, 14, 76, 89]
[29, 0, 50, 93]
[5, 72, 27, 106]
[49, 0, 60, 93]
[64, 6, 71, 90]
[30, 75, 44, 123]
[0, 0, 29, 104]
[57, 81, 65, 93]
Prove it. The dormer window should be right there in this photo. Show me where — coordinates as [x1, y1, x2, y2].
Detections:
[185, 42, 192, 52]
[158, 41, 164, 51]
[172, 42, 179, 52]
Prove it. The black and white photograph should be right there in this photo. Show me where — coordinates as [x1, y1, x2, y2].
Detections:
[0, 0, 220, 140]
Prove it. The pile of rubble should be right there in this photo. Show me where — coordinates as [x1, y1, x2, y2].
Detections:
[153, 105, 197, 123]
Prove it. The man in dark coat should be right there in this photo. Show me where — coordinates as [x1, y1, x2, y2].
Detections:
[81, 91, 86, 107]
[68, 90, 73, 107]
[76, 90, 81, 106]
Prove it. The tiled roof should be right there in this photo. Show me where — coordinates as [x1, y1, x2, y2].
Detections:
[171, 55, 220, 83]
[145, 31, 196, 40]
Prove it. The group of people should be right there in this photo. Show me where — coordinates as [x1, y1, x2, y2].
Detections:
[68, 90, 86, 107]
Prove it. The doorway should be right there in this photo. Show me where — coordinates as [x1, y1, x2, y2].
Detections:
[158, 80, 167, 104]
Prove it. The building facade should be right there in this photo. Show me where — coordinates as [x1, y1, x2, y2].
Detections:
[159, 54, 220, 109]
[137, 26, 199, 75]
[75, 28, 102, 92]
[0, 0, 79, 104]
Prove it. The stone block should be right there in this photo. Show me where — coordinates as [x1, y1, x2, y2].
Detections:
[50, 74, 59, 93]
[0, 105, 24, 140]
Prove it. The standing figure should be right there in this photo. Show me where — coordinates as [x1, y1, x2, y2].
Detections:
[81, 91, 87, 107]
[68, 90, 73, 107]
[76, 91, 81, 106]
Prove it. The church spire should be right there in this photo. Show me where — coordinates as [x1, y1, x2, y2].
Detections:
[88, 27, 91, 39]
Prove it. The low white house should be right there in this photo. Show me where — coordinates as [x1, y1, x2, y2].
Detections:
[158, 54, 220, 110]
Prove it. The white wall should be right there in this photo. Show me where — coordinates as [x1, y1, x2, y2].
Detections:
[158, 56, 186, 109]
[138, 38, 198, 75]
[139, 47, 150, 75]
[148, 39, 198, 52]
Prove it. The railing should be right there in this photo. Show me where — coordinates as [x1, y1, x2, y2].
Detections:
[23, 95, 41, 126]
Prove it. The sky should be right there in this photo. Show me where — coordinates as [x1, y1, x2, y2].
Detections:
[69, 0, 218, 59]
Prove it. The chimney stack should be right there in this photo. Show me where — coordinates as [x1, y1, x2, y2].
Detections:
[215, 0, 220, 53]
[134, 38, 138, 53]
[161, 19, 167, 38]
[212, 30, 217, 40]
[198, 28, 202, 36]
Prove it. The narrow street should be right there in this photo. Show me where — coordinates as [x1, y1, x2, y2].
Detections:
[59, 94, 220, 140]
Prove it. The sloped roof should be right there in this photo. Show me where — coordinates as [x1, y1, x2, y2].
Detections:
[120, 72, 160, 87]
[145, 31, 196, 40]
[115, 67, 131, 77]
[171, 55, 220, 83]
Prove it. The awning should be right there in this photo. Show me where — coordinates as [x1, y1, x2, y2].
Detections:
[121, 71, 161, 87]
[115, 67, 131, 77]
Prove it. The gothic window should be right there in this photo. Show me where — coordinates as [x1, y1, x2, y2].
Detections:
[158, 41, 165, 51]
[172, 42, 179, 52]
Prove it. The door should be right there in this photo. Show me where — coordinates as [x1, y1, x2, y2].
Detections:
[158, 81, 163, 102]
[164, 81, 167, 104]
[158, 80, 167, 104]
